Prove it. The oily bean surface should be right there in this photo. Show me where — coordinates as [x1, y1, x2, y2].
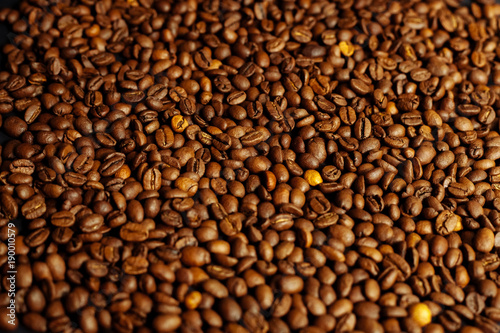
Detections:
[0, 1, 500, 333]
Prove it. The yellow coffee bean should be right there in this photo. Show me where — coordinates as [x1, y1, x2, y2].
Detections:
[409, 303, 432, 327]
[171, 115, 188, 133]
[386, 102, 399, 115]
[115, 165, 131, 179]
[304, 170, 323, 186]
[454, 215, 463, 232]
[184, 291, 202, 310]
[339, 41, 354, 57]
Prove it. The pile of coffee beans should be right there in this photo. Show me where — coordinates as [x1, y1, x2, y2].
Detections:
[1, 0, 500, 332]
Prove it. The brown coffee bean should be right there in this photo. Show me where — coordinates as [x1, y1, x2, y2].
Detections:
[122, 256, 148, 275]
[291, 25, 313, 43]
[21, 194, 46, 219]
[98, 153, 125, 176]
[227, 91, 247, 105]
[120, 222, 149, 242]
[435, 210, 460, 236]
[143, 168, 162, 191]
[152, 314, 182, 332]
[3, 2, 500, 333]
[279, 275, 304, 294]
[181, 246, 211, 267]
[0, 193, 18, 220]
[22, 313, 47, 333]
[51, 211, 75, 227]
[79, 214, 104, 233]
[474, 228, 495, 253]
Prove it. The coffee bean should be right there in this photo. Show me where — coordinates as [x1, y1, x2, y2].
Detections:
[51, 211, 75, 227]
[3, 116, 27, 137]
[474, 228, 495, 253]
[3, 1, 500, 332]
[24, 228, 50, 247]
[79, 214, 104, 233]
[354, 118, 372, 140]
[143, 168, 162, 191]
[64, 172, 87, 186]
[279, 275, 304, 294]
[350, 79, 371, 95]
[119, 222, 149, 242]
[98, 153, 125, 176]
[0, 193, 18, 219]
[21, 194, 46, 219]
[10, 158, 35, 174]
[180, 97, 196, 115]
[227, 91, 247, 105]
[155, 126, 175, 149]
[152, 314, 182, 332]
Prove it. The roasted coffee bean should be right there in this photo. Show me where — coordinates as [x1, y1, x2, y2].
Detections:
[354, 118, 372, 140]
[155, 126, 175, 149]
[2, 1, 500, 333]
[10, 158, 35, 174]
[51, 211, 75, 227]
[143, 168, 162, 191]
[0, 193, 18, 219]
[291, 25, 313, 43]
[79, 214, 104, 233]
[21, 194, 46, 219]
[24, 228, 50, 247]
[98, 153, 126, 176]
[435, 210, 460, 236]
[120, 222, 149, 242]
[64, 172, 87, 187]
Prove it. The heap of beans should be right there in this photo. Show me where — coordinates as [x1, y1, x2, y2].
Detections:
[0, 0, 500, 332]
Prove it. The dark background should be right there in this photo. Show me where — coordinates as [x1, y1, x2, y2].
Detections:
[0, 0, 17, 146]
[0, 0, 18, 62]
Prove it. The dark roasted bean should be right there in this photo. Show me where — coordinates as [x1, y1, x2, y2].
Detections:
[1, 2, 500, 333]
